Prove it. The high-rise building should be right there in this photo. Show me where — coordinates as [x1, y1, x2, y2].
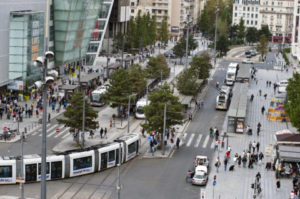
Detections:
[291, 0, 300, 61]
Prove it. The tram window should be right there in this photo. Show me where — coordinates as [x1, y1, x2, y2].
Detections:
[38, 163, 50, 175]
[73, 156, 92, 170]
[25, 164, 37, 182]
[101, 153, 108, 169]
[128, 142, 136, 154]
[116, 149, 119, 164]
[108, 150, 115, 162]
[51, 161, 62, 179]
[0, 166, 12, 178]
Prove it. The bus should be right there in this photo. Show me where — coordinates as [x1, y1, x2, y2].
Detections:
[135, 98, 148, 119]
[225, 67, 237, 86]
[228, 62, 239, 71]
[216, 86, 231, 110]
[90, 85, 107, 107]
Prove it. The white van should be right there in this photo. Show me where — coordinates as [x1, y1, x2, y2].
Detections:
[135, 98, 148, 119]
[278, 80, 288, 93]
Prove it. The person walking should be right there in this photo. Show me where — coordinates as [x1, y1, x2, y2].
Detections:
[257, 122, 261, 136]
[264, 93, 267, 100]
[238, 155, 242, 167]
[256, 141, 260, 152]
[249, 141, 252, 152]
[261, 106, 265, 114]
[224, 158, 228, 171]
[209, 127, 213, 138]
[276, 179, 281, 191]
[252, 141, 257, 153]
[48, 113, 51, 123]
[242, 155, 247, 168]
[100, 128, 103, 138]
[176, 137, 180, 149]
[104, 127, 107, 138]
[215, 158, 221, 173]
[215, 129, 219, 141]
[259, 89, 262, 96]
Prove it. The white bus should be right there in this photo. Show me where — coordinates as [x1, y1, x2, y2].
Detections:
[226, 67, 237, 86]
[90, 85, 107, 107]
[135, 98, 148, 119]
[216, 86, 231, 110]
[228, 62, 239, 70]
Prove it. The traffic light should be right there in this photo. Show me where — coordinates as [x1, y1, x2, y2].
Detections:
[214, 175, 216, 180]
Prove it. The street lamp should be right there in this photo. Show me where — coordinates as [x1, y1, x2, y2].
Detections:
[185, 6, 191, 70]
[213, 6, 219, 68]
[127, 93, 137, 134]
[35, 51, 57, 199]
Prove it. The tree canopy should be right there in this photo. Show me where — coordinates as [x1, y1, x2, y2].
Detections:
[128, 64, 147, 98]
[217, 35, 230, 55]
[159, 15, 169, 44]
[146, 54, 170, 79]
[256, 34, 269, 60]
[190, 54, 212, 79]
[176, 68, 200, 96]
[57, 92, 99, 145]
[142, 83, 183, 135]
[237, 18, 246, 41]
[258, 25, 272, 40]
[285, 73, 300, 132]
[246, 27, 258, 44]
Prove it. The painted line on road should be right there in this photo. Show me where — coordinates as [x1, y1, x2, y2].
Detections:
[194, 134, 203, 148]
[62, 132, 70, 139]
[47, 124, 51, 128]
[210, 140, 215, 149]
[39, 124, 58, 136]
[32, 131, 40, 136]
[54, 127, 70, 138]
[202, 135, 209, 148]
[47, 125, 64, 138]
[186, 133, 195, 147]
[183, 133, 188, 140]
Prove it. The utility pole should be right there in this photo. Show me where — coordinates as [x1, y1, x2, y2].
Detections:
[106, 33, 110, 80]
[81, 92, 86, 148]
[127, 95, 131, 134]
[213, 6, 219, 68]
[121, 4, 128, 68]
[185, 6, 190, 70]
[162, 104, 167, 155]
[19, 117, 24, 199]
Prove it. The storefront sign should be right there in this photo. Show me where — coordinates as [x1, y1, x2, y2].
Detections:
[7, 81, 23, 91]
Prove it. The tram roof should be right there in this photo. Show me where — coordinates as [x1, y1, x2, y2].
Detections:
[236, 64, 250, 79]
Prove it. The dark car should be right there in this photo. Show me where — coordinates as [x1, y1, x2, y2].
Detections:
[245, 50, 251, 55]
[164, 50, 176, 58]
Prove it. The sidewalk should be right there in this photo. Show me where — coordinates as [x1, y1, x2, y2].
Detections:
[204, 65, 295, 198]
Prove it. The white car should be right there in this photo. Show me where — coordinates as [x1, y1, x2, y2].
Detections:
[242, 59, 253, 64]
[278, 80, 288, 93]
[192, 165, 208, 186]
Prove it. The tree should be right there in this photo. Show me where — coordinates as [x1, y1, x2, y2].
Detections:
[246, 27, 258, 45]
[149, 15, 157, 45]
[198, 9, 209, 34]
[113, 32, 124, 53]
[159, 15, 169, 44]
[146, 54, 170, 79]
[190, 55, 212, 79]
[258, 25, 272, 41]
[237, 18, 246, 41]
[57, 92, 99, 146]
[128, 64, 147, 98]
[256, 34, 269, 61]
[173, 38, 186, 64]
[285, 73, 300, 132]
[176, 68, 200, 96]
[229, 24, 238, 40]
[101, 68, 133, 110]
[188, 35, 198, 53]
[216, 35, 229, 55]
[127, 17, 137, 51]
[142, 83, 183, 146]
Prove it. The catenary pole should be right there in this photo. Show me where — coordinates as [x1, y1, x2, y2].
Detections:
[213, 6, 219, 68]
[162, 104, 167, 155]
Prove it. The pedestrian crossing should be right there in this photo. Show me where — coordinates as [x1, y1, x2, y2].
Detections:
[29, 123, 71, 140]
[184, 133, 216, 149]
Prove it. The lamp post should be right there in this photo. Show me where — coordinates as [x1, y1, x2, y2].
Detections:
[35, 51, 55, 199]
[127, 94, 136, 134]
[121, 4, 128, 68]
[185, 7, 190, 70]
[162, 104, 167, 155]
[117, 142, 121, 199]
[213, 6, 219, 68]
[18, 117, 24, 199]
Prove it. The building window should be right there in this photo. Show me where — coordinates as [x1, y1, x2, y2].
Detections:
[235, 6, 237, 10]
[255, 21, 257, 25]
[131, 2, 134, 6]
[247, 20, 249, 24]
[255, 14, 258, 18]
[235, 13, 237, 17]
[158, 10, 161, 14]
[248, 7, 250, 11]
[131, 9, 134, 13]
[243, 7, 245, 11]
[252, 7, 254, 11]
[256, 7, 258, 12]
[247, 13, 250, 18]
[251, 20, 253, 25]
[251, 14, 253, 18]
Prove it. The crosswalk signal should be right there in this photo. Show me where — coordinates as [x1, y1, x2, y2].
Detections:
[214, 175, 216, 180]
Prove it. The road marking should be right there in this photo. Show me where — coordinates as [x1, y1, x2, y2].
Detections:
[54, 127, 70, 138]
[210, 140, 215, 148]
[186, 133, 195, 147]
[62, 132, 71, 139]
[47, 124, 51, 128]
[32, 131, 40, 136]
[183, 133, 188, 140]
[194, 134, 203, 148]
[202, 135, 209, 148]
[39, 124, 59, 136]
[47, 125, 64, 138]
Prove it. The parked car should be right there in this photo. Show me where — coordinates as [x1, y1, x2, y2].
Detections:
[245, 50, 251, 55]
[164, 50, 176, 58]
[194, 155, 209, 168]
[192, 165, 208, 186]
[250, 50, 257, 56]
[242, 59, 254, 64]
[278, 80, 288, 93]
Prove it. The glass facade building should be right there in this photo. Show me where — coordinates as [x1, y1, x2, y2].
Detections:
[53, 0, 103, 65]
[9, 11, 45, 84]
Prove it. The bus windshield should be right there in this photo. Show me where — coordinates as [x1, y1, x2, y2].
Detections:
[91, 94, 101, 102]
[136, 106, 144, 114]
[218, 96, 226, 103]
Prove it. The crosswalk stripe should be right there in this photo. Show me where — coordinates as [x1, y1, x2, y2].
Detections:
[39, 124, 59, 136]
[62, 132, 70, 139]
[186, 134, 195, 147]
[210, 140, 215, 149]
[183, 133, 188, 140]
[47, 124, 51, 128]
[32, 131, 40, 136]
[194, 134, 203, 148]
[202, 135, 210, 148]
[54, 127, 70, 138]
[47, 125, 64, 138]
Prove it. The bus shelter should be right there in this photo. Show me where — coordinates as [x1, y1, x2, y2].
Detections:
[236, 64, 250, 83]
[59, 84, 79, 100]
[227, 83, 248, 133]
[79, 73, 101, 90]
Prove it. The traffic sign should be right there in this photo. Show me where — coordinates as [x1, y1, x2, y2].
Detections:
[201, 190, 205, 199]
[218, 139, 220, 144]
[213, 180, 216, 186]
[56, 128, 60, 133]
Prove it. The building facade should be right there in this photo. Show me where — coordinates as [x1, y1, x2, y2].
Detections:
[291, 1, 300, 61]
[232, 0, 293, 43]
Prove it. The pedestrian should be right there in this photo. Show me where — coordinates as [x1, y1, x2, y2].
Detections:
[224, 158, 228, 171]
[51, 103, 55, 112]
[261, 106, 265, 114]
[256, 141, 260, 152]
[176, 137, 180, 149]
[264, 93, 267, 100]
[252, 141, 256, 153]
[36, 109, 39, 118]
[89, 130, 94, 139]
[209, 127, 213, 138]
[242, 155, 247, 168]
[256, 172, 261, 182]
[257, 122, 261, 136]
[214, 140, 218, 151]
[189, 113, 192, 121]
[215, 129, 219, 141]
[215, 158, 221, 173]
[266, 81, 268, 87]
[250, 94, 254, 102]
[100, 127, 103, 138]
[249, 141, 252, 152]
[276, 179, 281, 191]
[150, 140, 154, 156]
[259, 89, 262, 96]
[48, 113, 51, 123]
[238, 156, 242, 167]
[104, 127, 107, 138]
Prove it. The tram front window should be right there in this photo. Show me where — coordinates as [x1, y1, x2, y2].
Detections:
[38, 162, 50, 175]
[73, 156, 92, 170]
[136, 106, 144, 114]
[51, 161, 63, 179]
[0, 166, 12, 178]
[25, 164, 37, 182]
[128, 142, 137, 154]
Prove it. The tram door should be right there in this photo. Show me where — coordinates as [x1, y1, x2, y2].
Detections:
[25, 164, 37, 182]
[101, 153, 108, 170]
[51, 161, 63, 179]
[116, 149, 119, 164]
